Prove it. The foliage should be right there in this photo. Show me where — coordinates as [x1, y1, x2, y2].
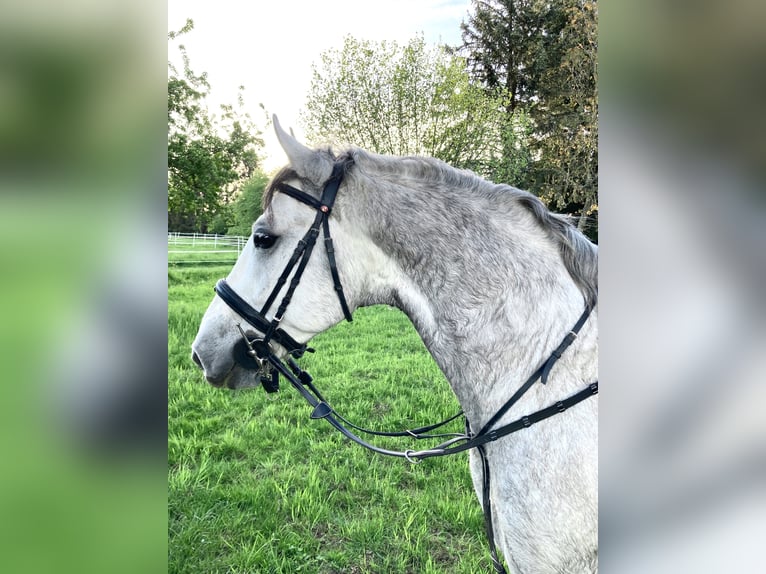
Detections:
[458, 0, 598, 236]
[459, 0, 556, 114]
[168, 20, 263, 233]
[483, 106, 534, 187]
[529, 0, 598, 226]
[302, 35, 525, 178]
[226, 171, 270, 237]
[208, 208, 233, 236]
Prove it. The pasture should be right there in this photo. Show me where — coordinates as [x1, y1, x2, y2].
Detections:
[168, 233, 248, 266]
[168, 261, 488, 573]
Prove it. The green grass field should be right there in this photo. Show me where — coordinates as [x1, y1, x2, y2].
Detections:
[168, 265, 489, 573]
[168, 237, 244, 266]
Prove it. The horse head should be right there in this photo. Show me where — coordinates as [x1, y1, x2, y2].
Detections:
[191, 116, 366, 390]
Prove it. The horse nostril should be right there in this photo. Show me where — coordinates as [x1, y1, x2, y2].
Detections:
[191, 350, 203, 370]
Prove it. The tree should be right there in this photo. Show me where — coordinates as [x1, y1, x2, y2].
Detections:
[226, 171, 269, 237]
[458, 0, 557, 115]
[529, 0, 597, 231]
[167, 20, 263, 232]
[301, 35, 521, 177]
[458, 1, 598, 237]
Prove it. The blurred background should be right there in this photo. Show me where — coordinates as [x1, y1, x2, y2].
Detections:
[0, 1, 167, 573]
[0, 0, 763, 572]
[600, 0, 766, 572]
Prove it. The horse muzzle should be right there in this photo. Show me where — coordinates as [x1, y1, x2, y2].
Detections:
[231, 334, 281, 392]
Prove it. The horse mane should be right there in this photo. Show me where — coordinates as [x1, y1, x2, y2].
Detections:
[265, 147, 598, 307]
[349, 149, 599, 307]
[511, 191, 599, 307]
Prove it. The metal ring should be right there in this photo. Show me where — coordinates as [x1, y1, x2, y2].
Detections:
[404, 450, 423, 464]
[249, 339, 269, 368]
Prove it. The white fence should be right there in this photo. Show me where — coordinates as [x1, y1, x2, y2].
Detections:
[168, 232, 248, 264]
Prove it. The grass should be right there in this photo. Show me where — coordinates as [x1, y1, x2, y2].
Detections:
[169, 265, 489, 573]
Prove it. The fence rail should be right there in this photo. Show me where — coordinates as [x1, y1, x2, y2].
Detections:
[168, 233, 248, 265]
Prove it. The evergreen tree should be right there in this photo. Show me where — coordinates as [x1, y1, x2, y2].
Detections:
[530, 0, 597, 231]
[458, 1, 598, 237]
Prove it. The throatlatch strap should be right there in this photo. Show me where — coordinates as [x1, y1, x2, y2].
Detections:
[322, 216, 353, 322]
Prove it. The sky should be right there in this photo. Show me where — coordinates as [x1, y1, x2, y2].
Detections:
[168, 0, 473, 171]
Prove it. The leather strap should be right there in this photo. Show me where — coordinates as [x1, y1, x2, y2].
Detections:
[478, 304, 594, 436]
[477, 443, 508, 574]
[268, 162, 353, 324]
[540, 303, 593, 385]
[214, 278, 307, 356]
[436, 382, 599, 458]
[259, 223, 314, 315]
[277, 183, 324, 211]
[323, 215, 353, 321]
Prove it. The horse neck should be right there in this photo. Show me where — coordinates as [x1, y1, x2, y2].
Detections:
[350, 171, 597, 427]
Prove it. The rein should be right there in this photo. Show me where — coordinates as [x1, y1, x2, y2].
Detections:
[213, 161, 598, 574]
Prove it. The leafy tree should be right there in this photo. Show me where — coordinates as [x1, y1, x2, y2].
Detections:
[484, 106, 534, 186]
[302, 35, 522, 177]
[458, 1, 598, 236]
[167, 20, 263, 232]
[529, 0, 597, 231]
[226, 171, 269, 237]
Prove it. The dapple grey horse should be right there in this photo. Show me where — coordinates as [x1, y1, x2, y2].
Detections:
[192, 117, 598, 573]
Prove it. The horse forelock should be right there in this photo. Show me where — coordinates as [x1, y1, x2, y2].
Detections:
[262, 165, 297, 211]
[262, 150, 355, 211]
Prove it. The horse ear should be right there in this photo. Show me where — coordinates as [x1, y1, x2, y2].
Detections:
[273, 114, 332, 183]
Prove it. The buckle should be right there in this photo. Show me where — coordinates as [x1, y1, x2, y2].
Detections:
[522, 416, 531, 428]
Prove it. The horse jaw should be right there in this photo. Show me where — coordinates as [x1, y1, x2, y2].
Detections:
[272, 114, 333, 184]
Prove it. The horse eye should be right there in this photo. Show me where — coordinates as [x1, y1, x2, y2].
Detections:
[252, 231, 277, 249]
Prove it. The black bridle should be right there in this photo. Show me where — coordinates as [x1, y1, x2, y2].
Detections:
[212, 161, 598, 574]
[214, 161, 352, 391]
